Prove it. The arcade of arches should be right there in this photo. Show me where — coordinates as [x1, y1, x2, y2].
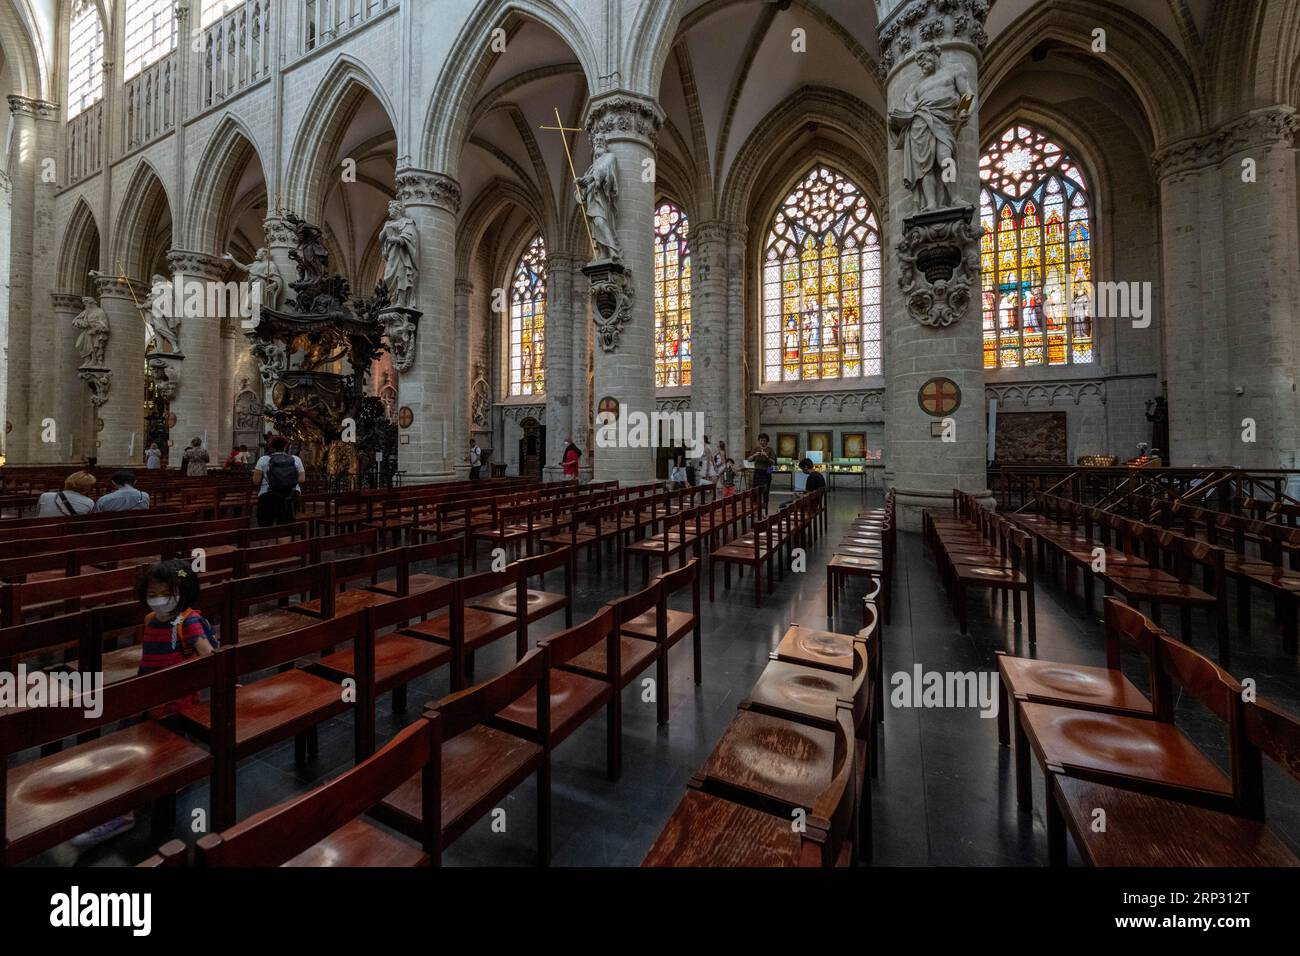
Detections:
[0, 0, 1294, 523]
[4, 0, 1300, 873]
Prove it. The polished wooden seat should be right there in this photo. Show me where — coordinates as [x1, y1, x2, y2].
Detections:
[374, 649, 550, 862]
[497, 606, 620, 780]
[469, 546, 573, 643]
[1017, 630, 1250, 826]
[997, 598, 1160, 778]
[566, 580, 661, 688]
[1048, 694, 1300, 866]
[1, 650, 230, 864]
[402, 570, 522, 686]
[1049, 775, 1297, 867]
[192, 717, 440, 867]
[646, 702, 857, 867]
[175, 613, 369, 826]
[709, 514, 775, 607]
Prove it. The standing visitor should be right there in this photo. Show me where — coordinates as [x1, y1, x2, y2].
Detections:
[748, 433, 774, 511]
[721, 458, 737, 498]
[145, 443, 162, 470]
[699, 435, 719, 486]
[252, 436, 307, 527]
[562, 437, 582, 480]
[669, 453, 688, 489]
[183, 437, 210, 477]
[468, 439, 483, 480]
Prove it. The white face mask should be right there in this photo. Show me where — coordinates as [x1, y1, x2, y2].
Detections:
[147, 594, 179, 617]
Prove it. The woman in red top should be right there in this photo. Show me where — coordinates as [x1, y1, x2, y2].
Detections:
[561, 438, 582, 480]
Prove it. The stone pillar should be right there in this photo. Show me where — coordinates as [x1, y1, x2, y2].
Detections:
[725, 224, 748, 460]
[94, 275, 149, 465]
[878, 0, 991, 530]
[583, 92, 662, 484]
[166, 250, 228, 460]
[394, 168, 460, 481]
[52, 293, 90, 461]
[451, 278, 474, 480]
[5, 96, 57, 461]
[1154, 107, 1300, 469]
[569, 263, 591, 468]
[544, 252, 579, 479]
[690, 220, 729, 449]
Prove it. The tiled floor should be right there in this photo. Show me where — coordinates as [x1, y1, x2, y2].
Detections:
[30, 491, 1300, 866]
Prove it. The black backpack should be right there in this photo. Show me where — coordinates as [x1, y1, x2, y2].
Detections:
[266, 453, 298, 496]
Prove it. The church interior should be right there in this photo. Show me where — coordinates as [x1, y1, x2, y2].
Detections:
[1, 0, 1300, 890]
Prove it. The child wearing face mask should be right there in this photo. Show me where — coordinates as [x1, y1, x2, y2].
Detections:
[70, 560, 218, 849]
[138, 559, 217, 678]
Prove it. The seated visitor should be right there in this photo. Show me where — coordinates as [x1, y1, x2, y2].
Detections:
[92, 469, 151, 512]
[36, 470, 97, 516]
[70, 559, 217, 849]
[252, 435, 306, 527]
[798, 457, 826, 494]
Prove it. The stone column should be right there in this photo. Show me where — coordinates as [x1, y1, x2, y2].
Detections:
[690, 220, 729, 449]
[725, 224, 748, 460]
[451, 278, 474, 480]
[569, 263, 591, 471]
[93, 275, 149, 465]
[878, 0, 991, 530]
[52, 293, 91, 461]
[1153, 107, 1300, 469]
[165, 250, 228, 460]
[544, 252, 579, 479]
[5, 96, 57, 461]
[394, 168, 460, 481]
[583, 92, 662, 484]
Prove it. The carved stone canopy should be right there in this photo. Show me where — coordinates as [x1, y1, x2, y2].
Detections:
[896, 204, 982, 328]
[582, 259, 636, 352]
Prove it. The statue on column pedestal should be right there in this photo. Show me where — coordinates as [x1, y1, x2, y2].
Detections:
[73, 296, 110, 368]
[889, 43, 975, 213]
[224, 249, 286, 315]
[381, 200, 420, 309]
[575, 132, 622, 262]
[143, 273, 183, 354]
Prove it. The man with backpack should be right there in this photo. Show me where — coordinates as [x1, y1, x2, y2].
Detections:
[251, 436, 307, 527]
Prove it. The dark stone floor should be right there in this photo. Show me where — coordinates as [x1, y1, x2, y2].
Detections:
[29, 491, 1300, 866]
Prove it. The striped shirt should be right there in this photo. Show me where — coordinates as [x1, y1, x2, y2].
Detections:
[138, 609, 217, 675]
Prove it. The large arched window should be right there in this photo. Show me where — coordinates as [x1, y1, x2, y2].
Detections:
[67, 1, 105, 118]
[508, 235, 547, 397]
[124, 0, 176, 79]
[653, 200, 691, 388]
[980, 124, 1094, 369]
[762, 166, 882, 383]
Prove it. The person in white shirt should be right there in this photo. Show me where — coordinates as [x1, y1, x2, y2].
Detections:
[37, 471, 98, 516]
[145, 444, 162, 470]
[93, 470, 151, 512]
[251, 435, 307, 526]
[468, 440, 482, 480]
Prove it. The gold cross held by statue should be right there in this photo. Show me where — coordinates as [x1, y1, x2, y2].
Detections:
[540, 108, 597, 259]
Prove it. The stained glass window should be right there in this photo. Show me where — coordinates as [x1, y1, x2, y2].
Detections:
[653, 201, 691, 388]
[979, 124, 1094, 369]
[762, 166, 882, 383]
[509, 236, 546, 397]
[67, 0, 105, 119]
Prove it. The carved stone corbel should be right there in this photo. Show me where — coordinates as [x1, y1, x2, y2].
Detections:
[896, 205, 982, 328]
[378, 306, 421, 373]
[582, 260, 635, 352]
[78, 369, 112, 408]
